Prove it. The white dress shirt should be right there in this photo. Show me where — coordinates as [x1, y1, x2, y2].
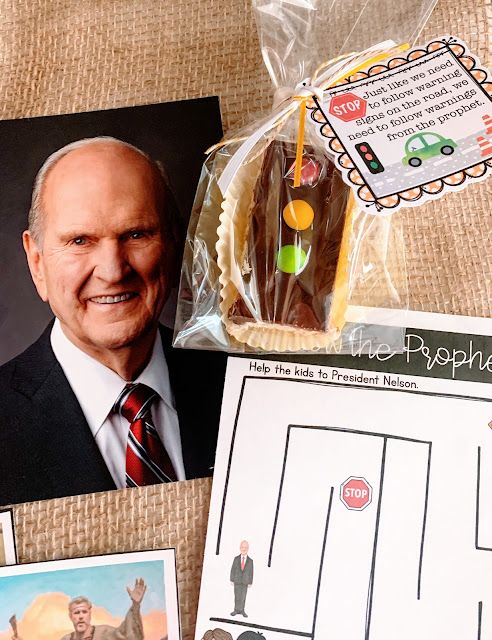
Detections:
[51, 319, 186, 488]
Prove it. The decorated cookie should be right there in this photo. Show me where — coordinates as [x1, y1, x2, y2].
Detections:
[216, 141, 356, 351]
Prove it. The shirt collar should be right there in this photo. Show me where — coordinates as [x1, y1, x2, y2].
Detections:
[50, 319, 173, 437]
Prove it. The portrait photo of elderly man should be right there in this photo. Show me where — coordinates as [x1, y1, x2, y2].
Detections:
[0, 135, 226, 504]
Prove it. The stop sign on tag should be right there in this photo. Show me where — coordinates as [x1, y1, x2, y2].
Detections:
[329, 92, 367, 122]
[340, 476, 373, 511]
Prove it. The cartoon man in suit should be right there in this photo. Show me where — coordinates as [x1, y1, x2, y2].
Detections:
[230, 540, 253, 618]
[0, 137, 226, 505]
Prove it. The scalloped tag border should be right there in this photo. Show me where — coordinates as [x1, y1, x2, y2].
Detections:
[309, 36, 492, 214]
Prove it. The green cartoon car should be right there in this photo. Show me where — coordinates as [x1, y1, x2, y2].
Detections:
[402, 132, 457, 167]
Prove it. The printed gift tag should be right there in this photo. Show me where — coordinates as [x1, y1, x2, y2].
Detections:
[310, 37, 492, 212]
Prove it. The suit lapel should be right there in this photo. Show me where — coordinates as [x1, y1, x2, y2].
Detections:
[11, 324, 115, 497]
[161, 325, 227, 480]
[160, 326, 198, 478]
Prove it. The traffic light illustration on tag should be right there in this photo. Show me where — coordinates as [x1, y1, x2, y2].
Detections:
[355, 143, 385, 174]
[311, 37, 492, 213]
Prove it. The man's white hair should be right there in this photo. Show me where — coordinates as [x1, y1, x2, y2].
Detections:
[28, 136, 159, 245]
[68, 595, 92, 611]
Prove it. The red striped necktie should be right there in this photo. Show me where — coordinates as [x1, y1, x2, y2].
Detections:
[113, 383, 178, 487]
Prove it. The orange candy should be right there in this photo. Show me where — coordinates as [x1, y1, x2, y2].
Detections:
[282, 199, 314, 231]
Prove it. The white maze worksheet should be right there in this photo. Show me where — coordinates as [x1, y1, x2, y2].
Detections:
[195, 312, 492, 640]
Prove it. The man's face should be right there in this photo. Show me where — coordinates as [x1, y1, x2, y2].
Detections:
[240, 541, 249, 555]
[69, 603, 92, 635]
[23, 143, 172, 359]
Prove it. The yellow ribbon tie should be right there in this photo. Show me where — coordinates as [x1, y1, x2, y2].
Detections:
[292, 43, 410, 189]
[207, 43, 410, 181]
[293, 96, 308, 188]
[320, 44, 409, 90]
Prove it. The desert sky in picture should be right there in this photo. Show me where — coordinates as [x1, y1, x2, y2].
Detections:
[0, 560, 165, 629]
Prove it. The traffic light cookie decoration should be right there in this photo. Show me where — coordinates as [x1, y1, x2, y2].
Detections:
[285, 156, 321, 186]
[282, 199, 314, 232]
[218, 141, 356, 351]
[276, 244, 308, 274]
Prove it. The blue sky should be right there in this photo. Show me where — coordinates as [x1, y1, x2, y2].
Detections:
[0, 560, 166, 630]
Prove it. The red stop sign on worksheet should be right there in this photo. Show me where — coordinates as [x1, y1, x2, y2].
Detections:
[329, 92, 367, 122]
[340, 476, 373, 510]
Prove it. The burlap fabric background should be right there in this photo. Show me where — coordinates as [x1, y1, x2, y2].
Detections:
[0, 0, 490, 638]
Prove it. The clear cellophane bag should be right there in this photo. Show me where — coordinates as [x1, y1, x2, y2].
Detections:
[174, 0, 437, 354]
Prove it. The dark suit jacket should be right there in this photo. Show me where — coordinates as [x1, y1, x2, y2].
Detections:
[230, 555, 254, 585]
[0, 322, 227, 505]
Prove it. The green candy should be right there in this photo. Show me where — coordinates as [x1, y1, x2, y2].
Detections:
[277, 244, 307, 274]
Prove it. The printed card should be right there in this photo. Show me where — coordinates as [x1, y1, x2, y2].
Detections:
[0, 511, 17, 567]
[310, 37, 492, 212]
[0, 549, 180, 640]
[194, 310, 492, 640]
